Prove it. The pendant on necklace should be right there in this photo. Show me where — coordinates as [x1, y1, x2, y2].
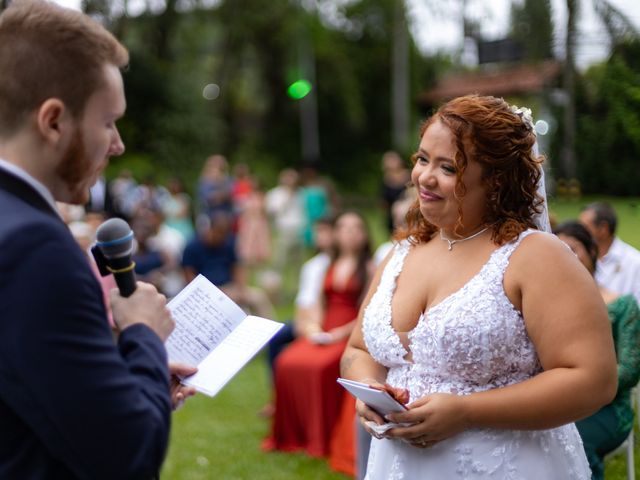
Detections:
[440, 227, 489, 251]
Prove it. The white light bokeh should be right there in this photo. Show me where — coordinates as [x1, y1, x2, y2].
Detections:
[535, 119, 550, 136]
[202, 83, 220, 100]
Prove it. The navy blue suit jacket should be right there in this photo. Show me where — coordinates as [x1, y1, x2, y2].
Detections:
[0, 168, 172, 479]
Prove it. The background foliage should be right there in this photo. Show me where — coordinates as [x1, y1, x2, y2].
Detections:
[102, 0, 451, 195]
[2, 0, 637, 193]
[576, 39, 640, 195]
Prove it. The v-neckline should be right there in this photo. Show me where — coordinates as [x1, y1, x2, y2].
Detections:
[391, 242, 504, 338]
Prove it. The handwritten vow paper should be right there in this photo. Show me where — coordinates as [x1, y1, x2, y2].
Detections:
[165, 275, 284, 396]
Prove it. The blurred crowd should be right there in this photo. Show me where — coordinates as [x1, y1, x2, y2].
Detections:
[57, 151, 415, 310]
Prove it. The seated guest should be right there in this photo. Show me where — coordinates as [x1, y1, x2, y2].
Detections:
[263, 212, 372, 470]
[579, 202, 640, 304]
[261, 216, 335, 417]
[142, 207, 186, 297]
[131, 210, 168, 291]
[266, 217, 335, 366]
[182, 211, 275, 320]
[555, 220, 640, 480]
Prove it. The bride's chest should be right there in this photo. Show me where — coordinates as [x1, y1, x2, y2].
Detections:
[363, 252, 531, 369]
[389, 245, 500, 333]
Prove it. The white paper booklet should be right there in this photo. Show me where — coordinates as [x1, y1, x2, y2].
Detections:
[165, 274, 284, 397]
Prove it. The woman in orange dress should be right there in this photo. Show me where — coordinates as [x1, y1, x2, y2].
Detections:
[264, 212, 372, 466]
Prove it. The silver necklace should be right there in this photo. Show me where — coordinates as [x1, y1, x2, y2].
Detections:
[439, 227, 489, 251]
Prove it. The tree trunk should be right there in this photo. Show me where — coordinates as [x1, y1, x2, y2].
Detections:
[562, 0, 578, 179]
[391, 0, 410, 153]
[297, 3, 320, 163]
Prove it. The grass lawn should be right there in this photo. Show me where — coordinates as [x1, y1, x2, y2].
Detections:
[162, 195, 640, 479]
[162, 353, 349, 480]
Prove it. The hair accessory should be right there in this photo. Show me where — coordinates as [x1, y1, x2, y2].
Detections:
[509, 104, 535, 132]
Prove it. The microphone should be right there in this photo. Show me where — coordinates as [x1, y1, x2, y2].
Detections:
[93, 218, 137, 297]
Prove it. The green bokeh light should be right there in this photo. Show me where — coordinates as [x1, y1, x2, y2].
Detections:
[287, 79, 312, 100]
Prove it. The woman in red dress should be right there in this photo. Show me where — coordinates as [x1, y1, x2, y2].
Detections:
[264, 212, 372, 468]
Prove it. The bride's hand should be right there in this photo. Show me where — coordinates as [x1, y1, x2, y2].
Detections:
[383, 393, 470, 447]
[355, 398, 387, 439]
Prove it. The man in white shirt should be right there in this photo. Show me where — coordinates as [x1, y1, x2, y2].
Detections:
[579, 202, 640, 304]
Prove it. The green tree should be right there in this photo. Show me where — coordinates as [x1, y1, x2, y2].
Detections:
[561, 0, 638, 180]
[97, 0, 448, 193]
[576, 39, 640, 195]
[509, 0, 554, 62]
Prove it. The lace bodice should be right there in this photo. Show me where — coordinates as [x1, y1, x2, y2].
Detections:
[362, 230, 543, 401]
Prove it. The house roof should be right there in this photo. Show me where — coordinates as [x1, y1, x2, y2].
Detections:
[419, 60, 562, 106]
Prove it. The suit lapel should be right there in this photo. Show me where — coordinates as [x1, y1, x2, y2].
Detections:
[0, 168, 60, 219]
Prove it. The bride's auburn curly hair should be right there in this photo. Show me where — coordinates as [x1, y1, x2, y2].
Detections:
[398, 94, 545, 246]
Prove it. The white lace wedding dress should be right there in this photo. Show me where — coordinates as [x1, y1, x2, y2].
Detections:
[362, 231, 591, 479]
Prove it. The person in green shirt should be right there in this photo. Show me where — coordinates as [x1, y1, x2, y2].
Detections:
[555, 220, 640, 480]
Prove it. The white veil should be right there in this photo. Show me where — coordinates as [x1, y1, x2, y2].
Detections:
[531, 140, 552, 233]
[510, 104, 551, 234]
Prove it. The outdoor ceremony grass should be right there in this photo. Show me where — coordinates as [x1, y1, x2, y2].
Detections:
[162, 195, 640, 479]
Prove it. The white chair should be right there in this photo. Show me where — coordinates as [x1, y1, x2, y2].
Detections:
[604, 387, 636, 480]
[627, 429, 635, 480]
[606, 428, 635, 480]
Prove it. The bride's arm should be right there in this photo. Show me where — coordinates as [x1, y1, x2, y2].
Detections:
[340, 253, 391, 430]
[463, 233, 617, 427]
[385, 233, 617, 442]
[340, 252, 390, 385]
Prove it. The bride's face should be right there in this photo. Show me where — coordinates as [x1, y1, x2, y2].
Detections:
[411, 119, 487, 233]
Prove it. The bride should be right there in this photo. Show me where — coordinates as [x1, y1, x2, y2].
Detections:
[341, 94, 617, 479]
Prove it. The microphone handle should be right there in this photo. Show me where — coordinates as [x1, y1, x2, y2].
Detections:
[107, 255, 137, 298]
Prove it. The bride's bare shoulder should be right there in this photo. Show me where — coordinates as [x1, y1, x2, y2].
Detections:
[508, 230, 582, 274]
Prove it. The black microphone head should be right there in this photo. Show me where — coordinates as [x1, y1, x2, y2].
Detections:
[95, 218, 134, 259]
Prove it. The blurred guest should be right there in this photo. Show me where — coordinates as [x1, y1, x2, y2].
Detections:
[109, 168, 137, 219]
[555, 221, 640, 480]
[56, 201, 86, 225]
[262, 215, 335, 417]
[265, 168, 305, 271]
[197, 155, 234, 219]
[85, 174, 118, 217]
[580, 202, 640, 304]
[84, 210, 107, 234]
[379, 150, 410, 235]
[299, 162, 338, 247]
[161, 176, 195, 242]
[182, 212, 275, 320]
[373, 186, 416, 266]
[131, 211, 167, 290]
[126, 175, 169, 217]
[132, 207, 186, 297]
[264, 211, 372, 473]
[236, 180, 271, 267]
[231, 162, 254, 214]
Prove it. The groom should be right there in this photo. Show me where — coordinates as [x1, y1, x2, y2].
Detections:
[0, 1, 193, 478]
